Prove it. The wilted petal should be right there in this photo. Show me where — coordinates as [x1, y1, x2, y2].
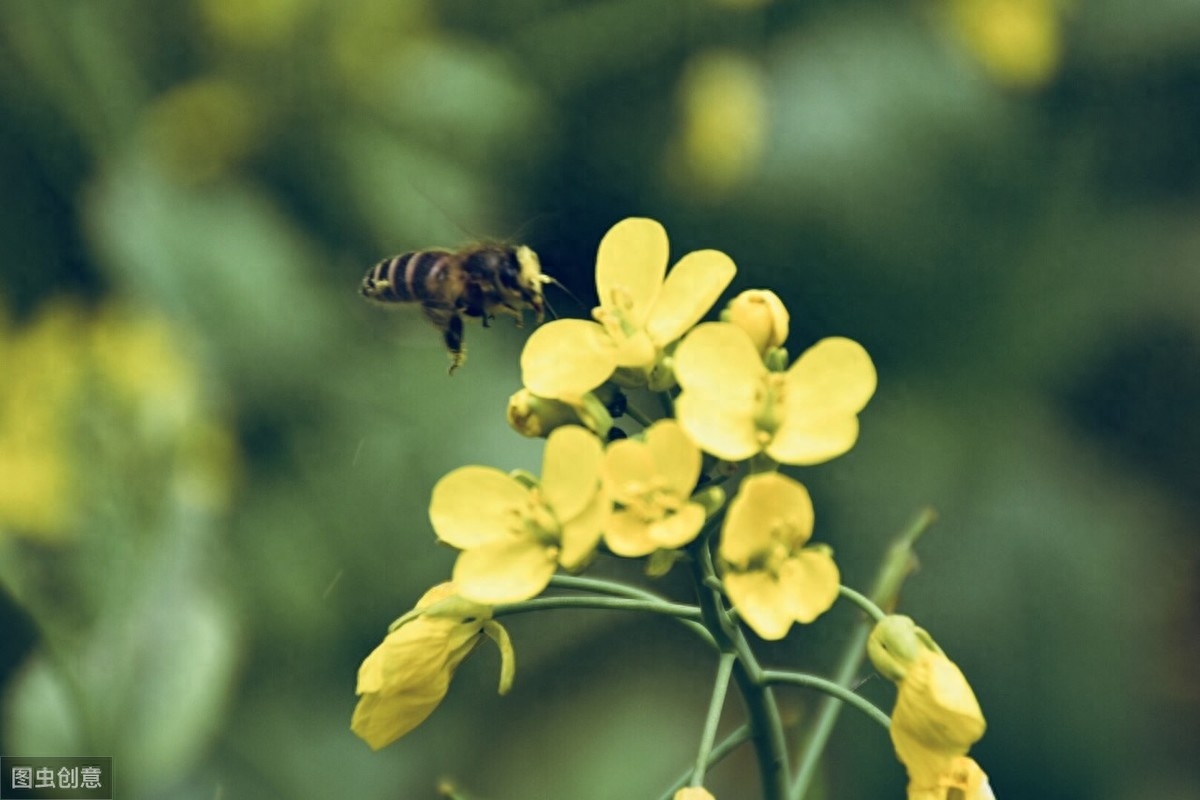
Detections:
[453, 537, 558, 604]
[541, 425, 604, 522]
[429, 466, 525, 549]
[778, 549, 840, 624]
[646, 249, 737, 346]
[724, 571, 792, 640]
[521, 319, 616, 399]
[596, 218, 669, 327]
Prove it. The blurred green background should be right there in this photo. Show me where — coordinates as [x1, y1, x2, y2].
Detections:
[2, 0, 1198, 798]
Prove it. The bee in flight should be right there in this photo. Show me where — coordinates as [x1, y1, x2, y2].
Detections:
[360, 243, 550, 374]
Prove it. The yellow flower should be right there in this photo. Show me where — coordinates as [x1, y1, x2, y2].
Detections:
[674, 787, 717, 800]
[718, 473, 839, 640]
[601, 420, 705, 557]
[868, 616, 989, 795]
[724, 289, 789, 354]
[430, 426, 608, 604]
[351, 583, 514, 749]
[908, 757, 995, 800]
[674, 322, 876, 464]
[521, 218, 736, 400]
[944, 0, 1061, 88]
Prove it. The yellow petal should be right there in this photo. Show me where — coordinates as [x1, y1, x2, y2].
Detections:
[429, 466, 525, 549]
[595, 217, 669, 327]
[720, 473, 813, 566]
[778, 549, 840, 624]
[646, 419, 701, 498]
[602, 438, 657, 505]
[674, 322, 764, 399]
[646, 249, 737, 346]
[559, 485, 608, 569]
[675, 392, 761, 462]
[770, 337, 875, 464]
[521, 319, 616, 399]
[351, 671, 448, 749]
[724, 570, 792, 640]
[541, 425, 603, 522]
[452, 537, 558, 604]
[603, 508, 656, 557]
[649, 502, 706, 550]
[674, 788, 716, 800]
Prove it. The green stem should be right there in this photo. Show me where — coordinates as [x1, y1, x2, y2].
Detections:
[689, 538, 789, 800]
[837, 585, 886, 622]
[656, 390, 675, 418]
[493, 595, 701, 621]
[786, 507, 938, 800]
[657, 724, 753, 800]
[547, 575, 716, 648]
[760, 670, 891, 730]
[624, 403, 655, 427]
[691, 652, 736, 787]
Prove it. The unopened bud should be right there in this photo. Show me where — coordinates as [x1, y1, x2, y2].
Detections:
[507, 389, 586, 438]
[867, 614, 942, 683]
[725, 290, 789, 354]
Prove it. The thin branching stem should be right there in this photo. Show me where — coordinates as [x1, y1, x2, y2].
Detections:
[656, 724, 753, 800]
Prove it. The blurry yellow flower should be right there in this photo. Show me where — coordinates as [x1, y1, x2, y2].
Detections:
[674, 49, 768, 195]
[674, 323, 876, 464]
[674, 787, 717, 800]
[724, 289, 789, 354]
[198, 0, 314, 47]
[430, 426, 608, 603]
[868, 616, 988, 795]
[0, 302, 87, 539]
[521, 218, 735, 399]
[719, 473, 839, 640]
[352, 583, 513, 749]
[142, 79, 260, 185]
[944, 0, 1061, 88]
[602, 420, 705, 557]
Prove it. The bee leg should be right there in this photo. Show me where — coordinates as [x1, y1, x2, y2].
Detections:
[443, 313, 466, 375]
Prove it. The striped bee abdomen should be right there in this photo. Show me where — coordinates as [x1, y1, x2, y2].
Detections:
[361, 250, 455, 304]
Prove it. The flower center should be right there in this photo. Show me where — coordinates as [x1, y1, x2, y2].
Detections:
[624, 477, 682, 523]
[521, 488, 561, 546]
[753, 374, 787, 444]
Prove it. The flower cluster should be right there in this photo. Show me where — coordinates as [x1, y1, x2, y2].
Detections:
[352, 217, 993, 800]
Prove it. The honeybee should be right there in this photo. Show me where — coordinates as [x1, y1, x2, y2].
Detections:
[360, 243, 549, 373]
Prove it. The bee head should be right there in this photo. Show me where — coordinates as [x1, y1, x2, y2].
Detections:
[514, 245, 547, 320]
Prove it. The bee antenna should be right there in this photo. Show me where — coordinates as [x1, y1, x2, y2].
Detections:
[540, 275, 589, 317]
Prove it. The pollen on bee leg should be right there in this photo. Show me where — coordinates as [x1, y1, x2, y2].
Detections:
[448, 347, 466, 375]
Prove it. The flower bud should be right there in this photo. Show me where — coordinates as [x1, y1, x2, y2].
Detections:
[867, 614, 941, 682]
[724, 289, 789, 354]
[507, 389, 612, 439]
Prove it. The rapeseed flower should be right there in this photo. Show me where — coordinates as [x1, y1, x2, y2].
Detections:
[868, 616, 990, 797]
[521, 218, 735, 400]
[351, 583, 513, 749]
[719, 473, 839, 640]
[430, 425, 607, 604]
[674, 322, 875, 464]
[601, 420, 705, 557]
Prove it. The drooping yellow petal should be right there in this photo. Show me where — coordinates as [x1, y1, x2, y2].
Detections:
[645, 419, 702, 498]
[521, 319, 616, 399]
[452, 537, 558, 604]
[558, 486, 608, 569]
[595, 217, 669, 327]
[603, 508, 656, 557]
[645, 249, 737, 346]
[778, 549, 840, 624]
[429, 466, 525, 549]
[724, 571, 792, 640]
[541, 425, 604, 522]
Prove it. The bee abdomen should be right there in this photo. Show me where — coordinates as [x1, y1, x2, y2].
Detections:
[361, 250, 453, 304]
